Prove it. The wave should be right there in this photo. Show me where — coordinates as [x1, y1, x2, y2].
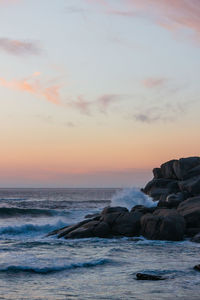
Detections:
[0, 198, 27, 201]
[0, 207, 68, 218]
[0, 259, 111, 274]
[111, 188, 158, 210]
[0, 221, 68, 236]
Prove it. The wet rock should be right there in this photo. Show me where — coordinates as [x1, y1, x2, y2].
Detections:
[177, 196, 200, 228]
[140, 209, 185, 241]
[136, 273, 166, 280]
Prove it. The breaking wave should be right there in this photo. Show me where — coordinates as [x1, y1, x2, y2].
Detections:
[0, 207, 68, 218]
[111, 188, 157, 210]
[0, 259, 111, 274]
[0, 221, 68, 236]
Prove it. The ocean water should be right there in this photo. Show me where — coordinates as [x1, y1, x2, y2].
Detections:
[0, 188, 200, 300]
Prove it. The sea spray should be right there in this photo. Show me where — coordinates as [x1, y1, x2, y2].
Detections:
[111, 188, 157, 210]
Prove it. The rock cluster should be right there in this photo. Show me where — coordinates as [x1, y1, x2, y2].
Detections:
[48, 156, 200, 242]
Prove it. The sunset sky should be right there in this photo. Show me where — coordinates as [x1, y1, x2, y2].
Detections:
[0, 0, 200, 187]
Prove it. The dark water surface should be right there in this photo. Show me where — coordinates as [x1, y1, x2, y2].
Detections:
[0, 188, 199, 300]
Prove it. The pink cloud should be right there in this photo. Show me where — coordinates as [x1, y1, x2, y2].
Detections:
[68, 95, 92, 115]
[97, 94, 122, 113]
[86, 0, 200, 43]
[0, 38, 40, 55]
[0, 74, 61, 105]
[142, 77, 167, 88]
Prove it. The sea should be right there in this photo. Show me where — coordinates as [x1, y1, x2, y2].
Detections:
[0, 187, 199, 300]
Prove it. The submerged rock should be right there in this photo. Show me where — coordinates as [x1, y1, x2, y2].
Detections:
[193, 264, 200, 271]
[136, 273, 166, 280]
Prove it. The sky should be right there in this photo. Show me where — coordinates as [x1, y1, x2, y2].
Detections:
[0, 0, 200, 187]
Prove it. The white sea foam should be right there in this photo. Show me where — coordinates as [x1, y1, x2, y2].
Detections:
[111, 188, 158, 210]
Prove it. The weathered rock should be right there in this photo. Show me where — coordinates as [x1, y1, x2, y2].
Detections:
[136, 273, 166, 280]
[177, 196, 200, 228]
[173, 157, 200, 180]
[140, 209, 185, 241]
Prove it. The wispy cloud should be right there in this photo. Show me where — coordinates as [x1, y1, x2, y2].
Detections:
[0, 38, 40, 56]
[68, 95, 92, 115]
[0, 73, 61, 105]
[142, 77, 167, 88]
[86, 0, 200, 43]
[133, 101, 187, 124]
[97, 94, 122, 113]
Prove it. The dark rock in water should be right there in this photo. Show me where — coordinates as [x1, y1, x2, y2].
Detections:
[193, 264, 200, 271]
[136, 273, 166, 280]
[140, 209, 185, 241]
[191, 233, 200, 243]
[177, 196, 200, 228]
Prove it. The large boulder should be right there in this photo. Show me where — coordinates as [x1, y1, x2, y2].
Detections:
[173, 157, 200, 180]
[177, 196, 200, 228]
[111, 211, 143, 236]
[140, 208, 185, 241]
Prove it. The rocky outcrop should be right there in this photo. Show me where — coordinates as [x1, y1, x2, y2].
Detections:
[48, 205, 148, 239]
[48, 156, 200, 242]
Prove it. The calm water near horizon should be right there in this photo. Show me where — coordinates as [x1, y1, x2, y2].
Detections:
[0, 188, 199, 300]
